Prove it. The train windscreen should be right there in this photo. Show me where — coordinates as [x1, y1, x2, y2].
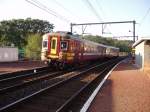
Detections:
[61, 41, 68, 50]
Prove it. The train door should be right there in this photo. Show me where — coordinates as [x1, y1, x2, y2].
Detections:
[80, 43, 84, 61]
[74, 41, 79, 62]
[50, 37, 57, 55]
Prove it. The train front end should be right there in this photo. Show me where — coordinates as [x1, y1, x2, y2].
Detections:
[41, 34, 50, 64]
[41, 32, 70, 68]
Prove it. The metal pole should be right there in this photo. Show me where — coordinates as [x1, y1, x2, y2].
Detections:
[71, 21, 136, 40]
[133, 20, 136, 42]
[102, 24, 103, 35]
[71, 21, 135, 26]
[82, 25, 84, 37]
[82, 25, 84, 35]
[82, 25, 87, 35]
[70, 23, 73, 33]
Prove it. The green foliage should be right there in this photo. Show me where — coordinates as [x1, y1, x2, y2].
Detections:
[25, 34, 42, 60]
[83, 35, 133, 52]
[0, 18, 54, 48]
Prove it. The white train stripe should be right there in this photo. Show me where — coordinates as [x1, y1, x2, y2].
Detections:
[83, 53, 102, 56]
[78, 53, 103, 56]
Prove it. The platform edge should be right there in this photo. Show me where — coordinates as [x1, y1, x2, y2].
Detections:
[80, 59, 124, 112]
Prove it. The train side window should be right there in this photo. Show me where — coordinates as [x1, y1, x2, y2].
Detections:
[61, 41, 68, 50]
[43, 41, 47, 48]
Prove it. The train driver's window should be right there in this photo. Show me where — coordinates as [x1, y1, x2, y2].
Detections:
[61, 41, 68, 50]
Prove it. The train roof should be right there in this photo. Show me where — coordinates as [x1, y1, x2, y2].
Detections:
[44, 31, 73, 37]
[44, 32, 119, 49]
[104, 45, 119, 50]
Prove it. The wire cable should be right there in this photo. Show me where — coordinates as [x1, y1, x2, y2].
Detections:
[25, 0, 70, 23]
[82, 0, 115, 37]
[140, 7, 150, 26]
[82, 0, 103, 22]
[52, 0, 81, 22]
[137, 7, 150, 36]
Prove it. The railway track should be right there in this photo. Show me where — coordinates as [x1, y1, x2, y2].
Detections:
[0, 57, 124, 112]
[0, 66, 78, 108]
[0, 66, 50, 81]
[0, 58, 109, 92]
[0, 66, 59, 94]
[0, 59, 106, 111]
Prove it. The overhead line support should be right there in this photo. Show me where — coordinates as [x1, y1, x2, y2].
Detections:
[71, 20, 136, 42]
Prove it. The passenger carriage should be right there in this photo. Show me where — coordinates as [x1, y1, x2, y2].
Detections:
[41, 31, 119, 69]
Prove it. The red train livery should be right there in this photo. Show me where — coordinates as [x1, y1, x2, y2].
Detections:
[41, 31, 119, 69]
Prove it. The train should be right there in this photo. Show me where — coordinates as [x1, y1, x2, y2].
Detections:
[41, 31, 119, 69]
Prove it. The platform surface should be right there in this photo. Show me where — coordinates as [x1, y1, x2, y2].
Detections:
[88, 59, 150, 112]
[0, 61, 45, 74]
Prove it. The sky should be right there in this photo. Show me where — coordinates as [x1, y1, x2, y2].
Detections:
[0, 0, 150, 41]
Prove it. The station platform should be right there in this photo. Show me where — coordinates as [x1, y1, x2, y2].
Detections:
[88, 58, 150, 112]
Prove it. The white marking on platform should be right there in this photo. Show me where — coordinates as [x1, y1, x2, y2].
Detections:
[80, 59, 124, 112]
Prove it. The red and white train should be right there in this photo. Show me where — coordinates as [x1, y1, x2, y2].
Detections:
[41, 31, 119, 69]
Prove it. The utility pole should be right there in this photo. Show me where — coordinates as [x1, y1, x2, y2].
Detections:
[70, 23, 73, 33]
[102, 24, 104, 35]
[133, 20, 136, 42]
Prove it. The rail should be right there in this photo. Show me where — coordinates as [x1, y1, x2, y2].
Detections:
[0, 57, 124, 112]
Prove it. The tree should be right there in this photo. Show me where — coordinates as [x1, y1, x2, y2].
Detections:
[83, 35, 133, 52]
[0, 18, 54, 47]
[25, 34, 42, 60]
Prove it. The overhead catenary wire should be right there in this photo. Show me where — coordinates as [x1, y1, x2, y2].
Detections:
[51, 0, 81, 22]
[25, 0, 70, 23]
[82, 0, 114, 36]
[25, 0, 57, 17]
[82, 0, 103, 22]
[137, 7, 150, 36]
[81, 0, 103, 35]
[95, 0, 106, 20]
[94, 0, 115, 37]
[52, 0, 74, 17]
[140, 7, 150, 26]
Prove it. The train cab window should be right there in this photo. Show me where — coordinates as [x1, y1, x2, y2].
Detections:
[43, 41, 47, 48]
[61, 41, 68, 50]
